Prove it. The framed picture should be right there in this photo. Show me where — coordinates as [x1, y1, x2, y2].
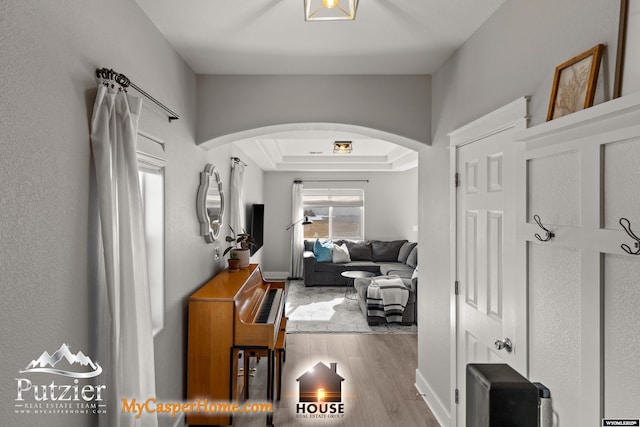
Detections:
[614, 0, 640, 98]
[546, 44, 604, 121]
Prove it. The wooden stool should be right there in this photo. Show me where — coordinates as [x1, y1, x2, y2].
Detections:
[242, 317, 287, 401]
[242, 348, 268, 400]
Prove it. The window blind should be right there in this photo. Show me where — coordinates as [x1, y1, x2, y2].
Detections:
[302, 189, 364, 208]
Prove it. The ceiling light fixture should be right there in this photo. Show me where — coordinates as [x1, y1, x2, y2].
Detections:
[304, 0, 358, 21]
[333, 141, 352, 154]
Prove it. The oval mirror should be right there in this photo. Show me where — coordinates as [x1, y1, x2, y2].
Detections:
[196, 164, 224, 243]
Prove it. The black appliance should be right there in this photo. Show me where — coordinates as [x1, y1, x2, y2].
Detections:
[466, 364, 538, 427]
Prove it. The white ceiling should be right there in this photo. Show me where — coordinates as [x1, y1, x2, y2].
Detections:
[136, 0, 505, 171]
[231, 131, 418, 172]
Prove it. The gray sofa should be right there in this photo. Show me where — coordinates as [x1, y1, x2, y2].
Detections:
[303, 239, 417, 285]
[302, 239, 418, 325]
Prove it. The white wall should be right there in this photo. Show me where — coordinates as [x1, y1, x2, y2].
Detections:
[196, 75, 431, 147]
[0, 2, 260, 426]
[261, 169, 419, 275]
[419, 0, 619, 422]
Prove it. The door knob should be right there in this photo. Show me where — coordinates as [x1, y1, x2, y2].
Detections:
[494, 338, 513, 353]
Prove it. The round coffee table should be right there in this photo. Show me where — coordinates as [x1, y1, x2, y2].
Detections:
[341, 270, 375, 300]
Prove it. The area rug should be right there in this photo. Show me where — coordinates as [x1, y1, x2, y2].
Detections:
[285, 281, 417, 334]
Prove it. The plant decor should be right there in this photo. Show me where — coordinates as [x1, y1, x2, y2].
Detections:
[223, 227, 255, 257]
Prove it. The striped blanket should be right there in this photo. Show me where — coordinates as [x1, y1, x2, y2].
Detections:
[366, 275, 409, 323]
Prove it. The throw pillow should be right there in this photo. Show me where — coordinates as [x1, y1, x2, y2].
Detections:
[313, 239, 333, 262]
[304, 240, 315, 252]
[406, 246, 418, 268]
[345, 241, 372, 261]
[332, 243, 351, 263]
[371, 240, 408, 262]
[398, 242, 417, 263]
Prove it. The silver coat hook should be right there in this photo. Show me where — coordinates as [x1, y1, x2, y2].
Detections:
[620, 218, 640, 255]
[533, 214, 554, 242]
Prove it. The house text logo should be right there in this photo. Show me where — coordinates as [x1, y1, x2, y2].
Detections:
[295, 361, 345, 420]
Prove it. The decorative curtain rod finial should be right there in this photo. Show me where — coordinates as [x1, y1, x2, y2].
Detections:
[231, 157, 247, 166]
[94, 67, 179, 122]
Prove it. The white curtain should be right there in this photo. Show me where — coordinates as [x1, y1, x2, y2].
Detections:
[91, 84, 158, 427]
[229, 161, 246, 234]
[290, 181, 304, 278]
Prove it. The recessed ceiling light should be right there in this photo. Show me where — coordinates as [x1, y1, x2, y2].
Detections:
[333, 141, 352, 154]
[304, 0, 358, 22]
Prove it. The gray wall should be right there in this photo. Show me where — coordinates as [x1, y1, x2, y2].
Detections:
[0, 1, 260, 426]
[1, 0, 622, 425]
[196, 75, 431, 146]
[261, 169, 419, 275]
[230, 146, 266, 266]
[419, 0, 619, 420]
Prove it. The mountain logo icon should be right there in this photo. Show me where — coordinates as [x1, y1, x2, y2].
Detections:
[20, 343, 102, 378]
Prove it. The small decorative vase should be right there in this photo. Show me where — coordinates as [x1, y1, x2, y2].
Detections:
[228, 258, 241, 272]
[232, 249, 250, 268]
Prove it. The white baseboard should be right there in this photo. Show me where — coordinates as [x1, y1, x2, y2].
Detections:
[415, 368, 450, 427]
[263, 271, 290, 280]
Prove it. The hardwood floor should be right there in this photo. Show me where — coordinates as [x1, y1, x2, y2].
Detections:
[231, 334, 440, 427]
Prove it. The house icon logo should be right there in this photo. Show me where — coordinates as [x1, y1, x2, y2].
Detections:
[297, 361, 344, 402]
[295, 361, 346, 419]
[20, 343, 102, 378]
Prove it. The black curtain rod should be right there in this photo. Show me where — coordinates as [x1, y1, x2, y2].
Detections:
[295, 179, 369, 183]
[95, 68, 180, 122]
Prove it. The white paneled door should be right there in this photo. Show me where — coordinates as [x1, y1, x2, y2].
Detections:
[449, 98, 528, 427]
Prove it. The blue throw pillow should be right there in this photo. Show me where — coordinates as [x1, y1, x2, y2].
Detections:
[313, 239, 333, 262]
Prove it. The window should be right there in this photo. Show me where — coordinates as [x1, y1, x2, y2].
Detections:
[137, 153, 165, 337]
[302, 189, 364, 240]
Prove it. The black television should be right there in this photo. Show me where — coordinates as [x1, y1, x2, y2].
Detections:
[249, 204, 264, 256]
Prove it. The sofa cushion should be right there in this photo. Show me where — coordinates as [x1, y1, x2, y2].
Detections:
[345, 261, 380, 269]
[332, 243, 351, 263]
[398, 242, 417, 263]
[313, 260, 378, 272]
[378, 262, 414, 278]
[345, 241, 372, 261]
[313, 239, 333, 262]
[371, 240, 408, 262]
[406, 246, 418, 268]
[313, 262, 343, 272]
